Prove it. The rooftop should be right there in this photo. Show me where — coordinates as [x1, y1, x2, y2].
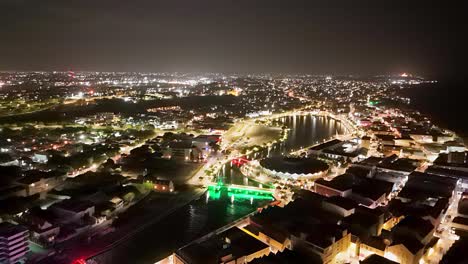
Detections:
[51, 199, 94, 213]
[378, 156, 419, 173]
[315, 173, 355, 191]
[391, 236, 424, 255]
[249, 249, 322, 264]
[458, 198, 468, 215]
[398, 171, 457, 200]
[426, 166, 468, 180]
[176, 227, 268, 264]
[168, 140, 193, 149]
[393, 215, 434, 240]
[361, 254, 398, 264]
[0, 222, 28, 238]
[324, 196, 358, 211]
[358, 156, 384, 167]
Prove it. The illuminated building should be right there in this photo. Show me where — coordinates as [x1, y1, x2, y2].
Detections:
[361, 136, 371, 149]
[291, 226, 351, 264]
[385, 241, 424, 264]
[191, 134, 221, 159]
[259, 156, 329, 180]
[163, 141, 198, 161]
[227, 88, 241, 96]
[241, 224, 292, 253]
[361, 254, 398, 264]
[314, 173, 393, 209]
[358, 237, 387, 260]
[27, 207, 61, 246]
[0, 222, 29, 264]
[16, 172, 66, 197]
[309, 138, 367, 163]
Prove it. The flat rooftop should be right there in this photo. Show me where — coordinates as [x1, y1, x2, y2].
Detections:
[176, 227, 268, 264]
[0, 222, 28, 238]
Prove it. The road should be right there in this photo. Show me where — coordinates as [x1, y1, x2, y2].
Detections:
[425, 187, 462, 264]
[50, 108, 359, 263]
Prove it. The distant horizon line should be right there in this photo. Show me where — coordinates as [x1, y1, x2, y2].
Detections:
[0, 70, 426, 78]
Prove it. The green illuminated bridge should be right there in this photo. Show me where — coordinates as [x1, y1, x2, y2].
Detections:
[207, 183, 275, 201]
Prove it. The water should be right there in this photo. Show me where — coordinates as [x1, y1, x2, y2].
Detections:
[90, 115, 343, 264]
[268, 114, 344, 156]
[224, 114, 344, 186]
[400, 81, 468, 140]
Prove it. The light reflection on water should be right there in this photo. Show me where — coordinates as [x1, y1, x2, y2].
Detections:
[92, 115, 343, 264]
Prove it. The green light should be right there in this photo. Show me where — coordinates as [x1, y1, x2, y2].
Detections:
[207, 183, 274, 201]
[208, 189, 221, 200]
[227, 186, 274, 195]
[227, 192, 274, 200]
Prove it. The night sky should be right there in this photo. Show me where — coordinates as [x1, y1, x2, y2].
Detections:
[0, 0, 465, 78]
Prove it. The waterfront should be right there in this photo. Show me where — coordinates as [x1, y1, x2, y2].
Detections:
[88, 114, 343, 264]
[268, 114, 345, 156]
[400, 81, 468, 141]
[224, 114, 345, 186]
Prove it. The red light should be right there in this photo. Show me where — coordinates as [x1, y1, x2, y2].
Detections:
[231, 157, 250, 167]
[72, 258, 86, 264]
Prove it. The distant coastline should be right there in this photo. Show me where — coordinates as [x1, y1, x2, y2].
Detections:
[400, 81, 467, 143]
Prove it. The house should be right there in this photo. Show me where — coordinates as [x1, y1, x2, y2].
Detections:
[449, 195, 468, 234]
[394, 135, 415, 147]
[342, 207, 385, 238]
[31, 153, 48, 164]
[376, 134, 395, 147]
[433, 151, 468, 172]
[163, 141, 196, 161]
[248, 249, 322, 264]
[50, 199, 96, 224]
[192, 135, 221, 158]
[241, 224, 292, 253]
[248, 196, 351, 264]
[382, 216, 434, 264]
[425, 166, 468, 191]
[322, 196, 357, 218]
[26, 207, 61, 246]
[16, 170, 66, 197]
[396, 172, 457, 203]
[314, 174, 353, 197]
[109, 197, 124, 209]
[385, 238, 424, 264]
[361, 254, 398, 264]
[391, 216, 435, 245]
[358, 236, 388, 260]
[291, 224, 351, 264]
[314, 173, 393, 208]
